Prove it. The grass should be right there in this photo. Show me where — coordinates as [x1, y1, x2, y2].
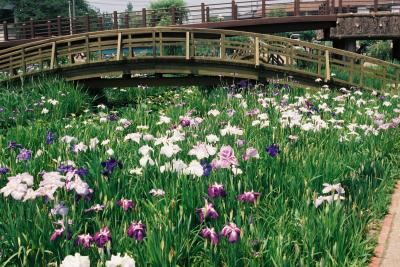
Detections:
[0, 78, 399, 266]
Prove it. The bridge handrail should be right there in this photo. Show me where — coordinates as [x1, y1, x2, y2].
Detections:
[2, 0, 400, 41]
[0, 27, 398, 92]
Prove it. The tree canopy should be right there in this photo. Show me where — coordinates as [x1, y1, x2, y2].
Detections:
[149, 0, 188, 26]
[1, 0, 98, 22]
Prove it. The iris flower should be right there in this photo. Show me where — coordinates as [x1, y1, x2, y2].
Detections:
[220, 223, 241, 243]
[127, 221, 146, 241]
[196, 200, 219, 222]
[93, 227, 111, 248]
[117, 198, 135, 211]
[208, 183, 227, 198]
[200, 227, 219, 245]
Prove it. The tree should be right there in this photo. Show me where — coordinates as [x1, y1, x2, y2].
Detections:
[149, 0, 188, 26]
[0, 0, 98, 22]
[126, 2, 133, 12]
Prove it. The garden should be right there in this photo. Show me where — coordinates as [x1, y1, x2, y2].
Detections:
[0, 77, 399, 266]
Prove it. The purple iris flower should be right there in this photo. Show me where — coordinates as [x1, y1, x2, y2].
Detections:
[220, 223, 241, 243]
[46, 131, 56, 145]
[237, 191, 261, 204]
[75, 188, 94, 202]
[76, 234, 93, 248]
[180, 117, 191, 127]
[266, 144, 280, 157]
[200, 227, 219, 245]
[245, 108, 260, 116]
[116, 198, 135, 211]
[107, 114, 119, 121]
[0, 167, 9, 175]
[16, 149, 32, 161]
[93, 227, 111, 248]
[7, 141, 22, 150]
[58, 164, 76, 174]
[75, 167, 89, 177]
[238, 80, 250, 89]
[127, 221, 146, 241]
[236, 139, 246, 148]
[208, 183, 227, 198]
[201, 160, 212, 177]
[196, 201, 219, 222]
[101, 158, 122, 176]
[50, 228, 64, 241]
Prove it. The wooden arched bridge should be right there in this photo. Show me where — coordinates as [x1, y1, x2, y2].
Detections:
[0, 27, 399, 92]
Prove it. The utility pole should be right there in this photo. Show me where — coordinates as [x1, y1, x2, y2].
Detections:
[72, 0, 76, 18]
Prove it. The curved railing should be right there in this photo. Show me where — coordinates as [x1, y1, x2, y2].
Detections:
[2, 0, 400, 42]
[0, 27, 399, 92]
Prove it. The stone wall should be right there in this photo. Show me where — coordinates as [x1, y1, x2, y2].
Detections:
[319, 13, 400, 40]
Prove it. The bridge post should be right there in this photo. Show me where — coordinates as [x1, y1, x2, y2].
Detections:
[57, 16, 62, 36]
[325, 50, 331, 82]
[117, 32, 122, 61]
[255, 37, 260, 66]
[374, 0, 378, 12]
[124, 13, 130, 29]
[206, 7, 210, 22]
[171, 7, 176, 25]
[330, 0, 335, 14]
[186, 32, 190, 60]
[30, 18, 35, 39]
[325, 0, 330, 15]
[22, 23, 26, 39]
[338, 0, 342, 13]
[294, 0, 300, 16]
[113, 11, 118, 29]
[86, 14, 91, 32]
[261, 0, 266, 17]
[201, 3, 205, 23]
[232, 1, 237, 20]
[220, 34, 225, 60]
[50, 42, 56, 69]
[3, 21, 8, 41]
[98, 16, 104, 31]
[142, 8, 147, 27]
[47, 21, 51, 37]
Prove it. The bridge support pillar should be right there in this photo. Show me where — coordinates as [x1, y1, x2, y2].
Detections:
[332, 39, 356, 53]
[393, 40, 400, 61]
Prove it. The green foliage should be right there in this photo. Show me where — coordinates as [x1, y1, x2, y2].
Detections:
[0, 76, 89, 130]
[149, 0, 188, 26]
[268, 8, 286, 17]
[1, 0, 98, 21]
[366, 40, 392, 61]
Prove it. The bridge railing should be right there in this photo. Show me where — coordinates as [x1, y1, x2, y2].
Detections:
[2, 0, 400, 42]
[0, 27, 398, 92]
